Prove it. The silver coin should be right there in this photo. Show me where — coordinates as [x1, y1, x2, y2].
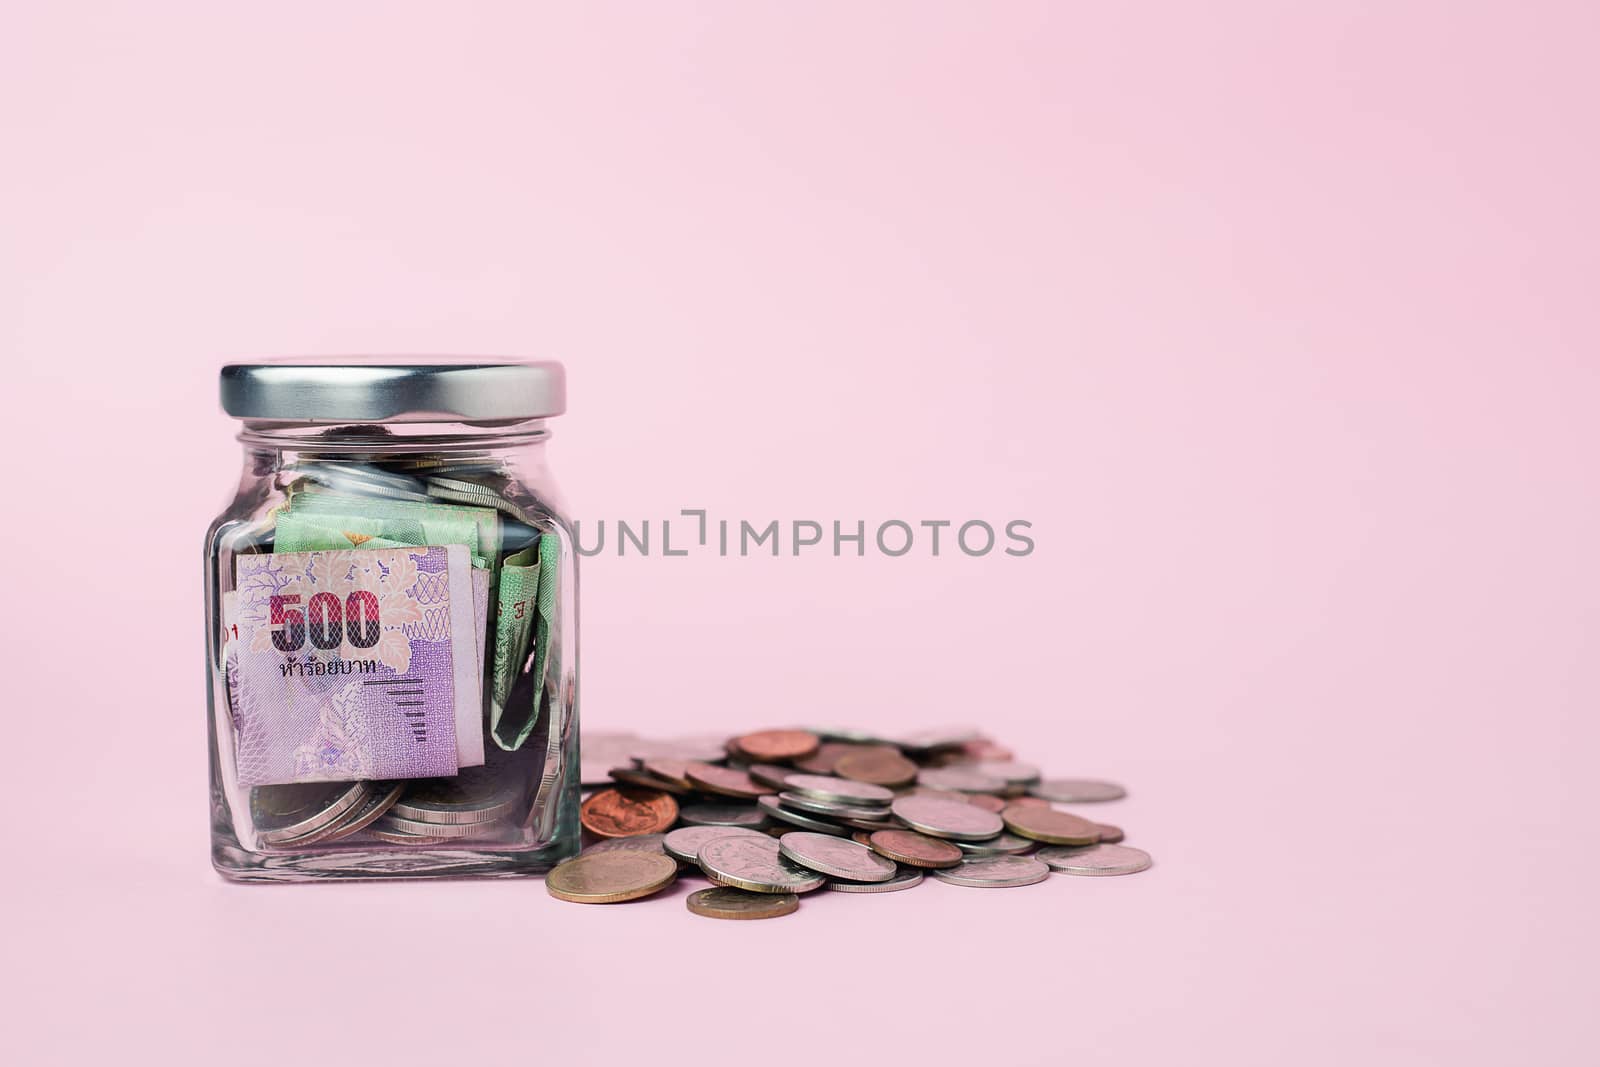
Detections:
[894, 727, 981, 752]
[582, 833, 668, 857]
[975, 761, 1042, 785]
[955, 831, 1037, 856]
[836, 815, 896, 832]
[747, 764, 799, 791]
[368, 825, 437, 845]
[697, 834, 827, 893]
[1028, 778, 1127, 803]
[756, 796, 851, 835]
[809, 726, 901, 745]
[253, 782, 370, 845]
[627, 741, 728, 765]
[1037, 843, 1152, 876]
[374, 814, 499, 839]
[679, 802, 768, 828]
[775, 791, 891, 820]
[916, 766, 1008, 795]
[826, 869, 923, 893]
[300, 781, 405, 844]
[391, 768, 521, 824]
[889, 795, 1004, 841]
[662, 826, 770, 864]
[782, 773, 895, 806]
[931, 854, 1051, 888]
[778, 832, 899, 883]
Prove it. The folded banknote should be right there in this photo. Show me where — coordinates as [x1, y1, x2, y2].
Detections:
[230, 545, 484, 786]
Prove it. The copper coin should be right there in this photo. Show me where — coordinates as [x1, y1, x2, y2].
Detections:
[834, 749, 919, 788]
[608, 766, 689, 795]
[685, 763, 775, 799]
[1004, 796, 1053, 810]
[1002, 805, 1100, 846]
[731, 729, 820, 763]
[793, 742, 866, 774]
[1095, 823, 1125, 843]
[964, 794, 1008, 814]
[866, 829, 964, 869]
[579, 787, 680, 838]
[640, 758, 696, 789]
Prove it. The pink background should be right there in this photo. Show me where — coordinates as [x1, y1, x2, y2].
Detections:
[2, 3, 1595, 1064]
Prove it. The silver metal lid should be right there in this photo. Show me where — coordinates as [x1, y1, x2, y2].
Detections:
[219, 358, 566, 423]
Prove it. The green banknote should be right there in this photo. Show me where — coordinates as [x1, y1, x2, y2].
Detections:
[276, 489, 500, 569]
[490, 532, 561, 750]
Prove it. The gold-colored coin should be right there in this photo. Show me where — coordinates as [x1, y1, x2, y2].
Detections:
[685, 886, 800, 920]
[1001, 805, 1101, 846]
[545, 851, 678, 904]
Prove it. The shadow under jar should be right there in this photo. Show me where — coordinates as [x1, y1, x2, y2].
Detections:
[204, 359, 580, 882]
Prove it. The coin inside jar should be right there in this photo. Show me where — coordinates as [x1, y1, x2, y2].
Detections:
[579, 787, 680, 838]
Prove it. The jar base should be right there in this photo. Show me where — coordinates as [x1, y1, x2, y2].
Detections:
[211, 837, 578, 883]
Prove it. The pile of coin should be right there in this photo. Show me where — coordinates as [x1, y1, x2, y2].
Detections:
[554, 726, 1151, 918]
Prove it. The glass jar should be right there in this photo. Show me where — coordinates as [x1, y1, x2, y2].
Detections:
[204, 359, 579, 882]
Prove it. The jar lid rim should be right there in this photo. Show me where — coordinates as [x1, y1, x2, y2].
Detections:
[220, 357, 566, 423]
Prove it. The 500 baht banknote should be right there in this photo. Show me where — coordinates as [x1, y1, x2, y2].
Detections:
[228, 545, 484, 786]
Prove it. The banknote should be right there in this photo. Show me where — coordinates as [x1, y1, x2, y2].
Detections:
[275, 489, 500, 569]
[230, 545, 484, 786]
[489, 533, 562, 750]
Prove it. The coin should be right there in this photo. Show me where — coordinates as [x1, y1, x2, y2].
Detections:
[826, 869, 924, 893]
[304, 781, 405, 844]
[775, 791, 891, 820]
[696, 834, 827, 894]
[916, 767, 1007, 795]
[1001, 806, 1101, 846]
[663, 825, 770, 864]
[1028, 778, 1127, 803]
[732, 729, 820, 763]
[779, 832, 899, 883]
[747, 764, 799, 790]
[963, 794, 1009, 814]
[1002, 796, 1052, 810]
[640, 758, 696, 789]
[686, 886, 800, 920]
[782, 774, 895, 806]
[627, 740, 728, 765]
[579, 787, 680, 838]
[546, 851, 679, 903]
[253, 782, 369, 845]
[1037, 843, 1152, 876]
[931, 854, 1051, 888]
[375, 814, 498, 838]
[889, 795, 1004, 841]
[391, 768, 522, 824]
[1095, 823, 1125, 843]
[864, 829, 965, 869]
[955, 831, 1037, 856]
[678, 802, 768, 828]
[684, 764, 774, 799]
[975, 761, 1042, 785]
[582, 833, 668, 857]
[608, 766, 690, 795]
[833, 749, 918, 788]
[368, 825, 434, 845]
[792, 742, 862, 774]
[757, 795, 852, 835]
[895, 727, 981, 752]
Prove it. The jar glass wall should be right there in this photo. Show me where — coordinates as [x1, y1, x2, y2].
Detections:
[204, 361, 579, 882]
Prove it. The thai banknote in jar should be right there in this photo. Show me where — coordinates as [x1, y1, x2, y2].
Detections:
[204, 359, 579, 881]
